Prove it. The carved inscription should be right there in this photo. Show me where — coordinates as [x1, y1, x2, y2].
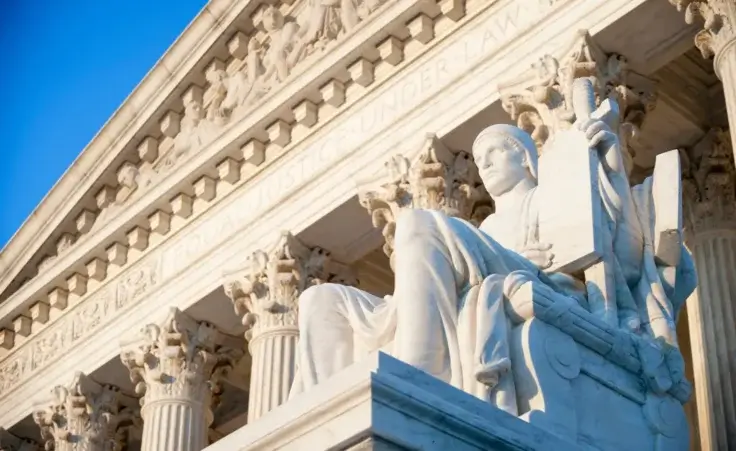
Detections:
[0, 261, 160, 398]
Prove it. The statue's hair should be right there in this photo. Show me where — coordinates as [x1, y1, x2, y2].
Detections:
[472, 124, 538, 180]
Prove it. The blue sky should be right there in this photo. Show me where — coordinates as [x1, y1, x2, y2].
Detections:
[0, 0, 207, 249]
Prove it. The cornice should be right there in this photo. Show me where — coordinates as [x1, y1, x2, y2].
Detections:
[0, 0, 248, 297]
[0, 0, 469, 351]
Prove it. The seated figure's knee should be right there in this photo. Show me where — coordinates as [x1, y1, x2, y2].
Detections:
[394, 209, 436, 248]
[298, 283, 345, 326]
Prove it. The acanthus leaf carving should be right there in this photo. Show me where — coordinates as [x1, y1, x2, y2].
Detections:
[223, 232, 355, 341]
[681, 127, 735, 233]
[119, 308, 242, 415]
[357, 133, 492, 261]
[669, 0, 735, 59]
[499, 29, 657, 175]
[32, 372, 139, 451]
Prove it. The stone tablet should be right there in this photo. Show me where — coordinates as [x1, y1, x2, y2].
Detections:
[537, 128, 604, 274]
[652, 149, 683, 267]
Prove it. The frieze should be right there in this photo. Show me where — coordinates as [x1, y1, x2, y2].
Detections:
[0, 259, 160, 398]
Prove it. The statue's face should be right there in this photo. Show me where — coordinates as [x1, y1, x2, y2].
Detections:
[262, 8, 282, 31]
[472, 136, 529, 197]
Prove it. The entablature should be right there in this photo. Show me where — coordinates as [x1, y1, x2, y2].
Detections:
[0, 0, 524, 368]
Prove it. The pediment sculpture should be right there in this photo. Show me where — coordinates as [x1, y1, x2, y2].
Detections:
[289, 79, 696, 430]
[84, 0, 388, 236]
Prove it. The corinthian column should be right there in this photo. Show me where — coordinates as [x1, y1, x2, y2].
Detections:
[670, 1, 736, 157]
[499, 29, 657, 175]
[120, 308, 242, 451]
[681, 127, 736, 450]
[32, 372, 137, 451]
[223, 232, 350, 422]
[358, 133, 492, 262]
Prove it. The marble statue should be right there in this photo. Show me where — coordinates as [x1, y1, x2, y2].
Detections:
[173, 97, 217, 158]
[289, 99, 697, 413]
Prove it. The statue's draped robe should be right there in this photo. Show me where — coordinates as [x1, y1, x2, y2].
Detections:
[291, 157, 697, 412]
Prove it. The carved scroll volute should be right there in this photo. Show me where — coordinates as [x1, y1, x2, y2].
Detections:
[358, 133, 491, 263]
[32, 373, 138, 451]
[669, 0, 734, 59]
[120, 308, 242, 413]
[681, 127, 735, 233]
[499, 30, 657, 174]
[223, 233, 351, 342]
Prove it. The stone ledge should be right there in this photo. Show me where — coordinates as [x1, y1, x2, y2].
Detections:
[206, 352, 582, 451]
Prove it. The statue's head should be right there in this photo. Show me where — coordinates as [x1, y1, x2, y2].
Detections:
[471, 124, 538, 197]
[262, 6, 284, 32]
[184, 98, 204, 121]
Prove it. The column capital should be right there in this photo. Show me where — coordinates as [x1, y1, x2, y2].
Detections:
[32, 372, 138, 451]
[223, 232, 354, 341]
[681, 127, 736, 233]
[669, 1, 736, 63]
[499, 29, 657, 174]
[120, 308, 242, 419]
[357, 133, 491, 259]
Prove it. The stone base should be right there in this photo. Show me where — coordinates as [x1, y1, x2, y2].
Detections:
[206, 352, 581, 451]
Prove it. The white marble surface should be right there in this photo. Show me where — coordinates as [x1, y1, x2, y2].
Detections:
[206, 352, 582, 451]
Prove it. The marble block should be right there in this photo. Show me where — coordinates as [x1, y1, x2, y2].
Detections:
[206, 352, 581, 451]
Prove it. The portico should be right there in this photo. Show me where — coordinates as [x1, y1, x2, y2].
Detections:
[0, 0, 734, 450]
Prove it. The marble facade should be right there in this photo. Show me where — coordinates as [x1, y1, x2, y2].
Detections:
[0, 0, 735, 449]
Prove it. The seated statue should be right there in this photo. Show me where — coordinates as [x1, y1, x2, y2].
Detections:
[289, 110, 696, 414]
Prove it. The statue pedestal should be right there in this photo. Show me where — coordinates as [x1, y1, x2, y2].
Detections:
[505, 280, 691, 451]
[205, 352, 580, 451]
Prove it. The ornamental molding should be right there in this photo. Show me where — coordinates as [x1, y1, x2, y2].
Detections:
[0, 0, 412, 305]
[0, 0, 474, 353]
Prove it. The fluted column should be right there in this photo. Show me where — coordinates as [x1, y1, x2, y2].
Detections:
[223, 232, 351, 422]
[32, 372, 137, 451]
[670, 0, 736, 157]
[681, 127, 736, 450]
[120, 308, 241, 451]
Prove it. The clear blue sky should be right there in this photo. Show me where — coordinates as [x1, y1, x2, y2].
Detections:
[0, 0, 207, 249]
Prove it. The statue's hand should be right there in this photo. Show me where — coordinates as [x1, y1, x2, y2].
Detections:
[520, 242, 554, 270]
[576, 118, 618, 153]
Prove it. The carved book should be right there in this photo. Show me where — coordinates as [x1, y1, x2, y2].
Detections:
[537, 128, 604, 274]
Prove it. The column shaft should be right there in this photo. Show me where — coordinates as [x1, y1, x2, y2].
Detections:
[247, 329, 299, 422]
[121, 308, 241, 451]
[687, 230, 736, 449]
[141, 400, 209, 451]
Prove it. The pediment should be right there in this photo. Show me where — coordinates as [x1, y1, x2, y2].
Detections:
[0, 0, 399, 302]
